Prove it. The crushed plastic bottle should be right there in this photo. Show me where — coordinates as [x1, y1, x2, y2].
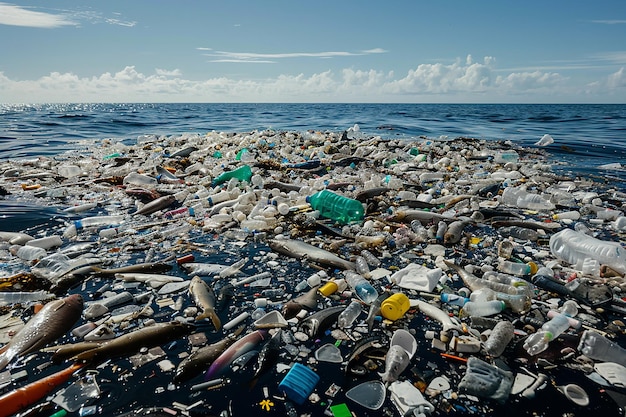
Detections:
[549, 228, 626, 274]
[461, 300, 506, 317]
[306, 190, 364, 224]
[63, 215, 126, 238]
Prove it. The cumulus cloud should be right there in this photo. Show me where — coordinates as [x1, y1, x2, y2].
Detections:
[0, 55, 620, 102]
[0, 2, 77, 28]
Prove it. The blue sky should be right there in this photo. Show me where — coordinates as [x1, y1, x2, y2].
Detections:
[1, 1, 625, 103]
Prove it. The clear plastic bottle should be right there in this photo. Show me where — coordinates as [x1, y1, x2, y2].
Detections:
[337, 300, 362, 328]
[11, 244, 47, 261]
[306, 190, 364, 225]
[0, 290, 54, 306]
[484, 320, 515, 357]
[343, 271, 378, 304]
[498, 260, 538, 277]
[206, 190, 233, 206]
[460, 300, 506, 317]
[549, 228, 626, 274]
[440, 293, 469, 306]
[497, 226, 539, 242]
[25, 235, 63, 250]
[63, 215, 126, 238]
[211, 165, 252, 187]
[354, 256, 371, 278]
[501, 187, 555, 210]
[523, 300, 577, 355]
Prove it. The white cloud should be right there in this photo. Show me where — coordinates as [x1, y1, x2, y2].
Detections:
[155, 69, 182, 77]
[0, 55, 621, 103]
[608, 67, 626, 88]
[200, 48, 386, 63]
[0, 2, 76, 28]
[591, 20, 626, 25]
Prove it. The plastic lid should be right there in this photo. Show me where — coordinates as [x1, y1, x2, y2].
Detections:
[527, 262, 538, 275]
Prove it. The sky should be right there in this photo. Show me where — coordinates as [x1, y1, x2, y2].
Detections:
[0, 1, 625, 103]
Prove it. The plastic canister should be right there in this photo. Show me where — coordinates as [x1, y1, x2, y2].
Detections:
[380, 293, 410, 321]
[319, 280, 338, 297]
[278, 363, 320, 405]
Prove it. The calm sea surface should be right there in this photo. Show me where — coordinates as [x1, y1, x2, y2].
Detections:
[1, 103, 625, 172]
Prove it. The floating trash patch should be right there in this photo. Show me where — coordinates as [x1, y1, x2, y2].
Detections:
[0, 130, 624, 417]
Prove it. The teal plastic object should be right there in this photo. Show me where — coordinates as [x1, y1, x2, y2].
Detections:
[278, 363, 320, 405]
[307, 190, 364, 224]
[211, 165, 252, 187]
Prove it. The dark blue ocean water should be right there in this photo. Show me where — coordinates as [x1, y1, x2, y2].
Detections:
[1, 103, 625, 170]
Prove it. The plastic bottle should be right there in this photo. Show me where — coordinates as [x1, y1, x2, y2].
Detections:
[211, 165, 252, 187]
[578, 330, 626, 367]
[494, 150, 519, 163]
[123, 172, 158, 187]
[549, 228, 626, 274]
[306, 190, 364, 225]
[501, 187, 555, 210]
[484, 320, 515, 357]
[498, 260, 538, 277]
[469, 286, 529, 313]
[0, 290, 55, 306]
[354, 256, 371, 278]
[25, 235, 63, 250]
[497, 226, 539, 242]
[11, 245, 47, 261]
[63, 215, 125, 238]
[440, 293, 469, 307]
[553, 211, 581, 221]
[460, 300, 506, 317]
[206, 190, 233, 206]
[343, 271, 378, 304]
[337, 300, 362, 328]
[164, 206, 196, 219]
[524, 302, 577, 356]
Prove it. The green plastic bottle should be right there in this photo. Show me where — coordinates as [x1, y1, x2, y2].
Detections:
[307, 190, 365, 224]
[211, 165, 252, 187]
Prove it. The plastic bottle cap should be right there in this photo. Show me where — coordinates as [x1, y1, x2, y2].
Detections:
[528, 262, 538, 275]
[319, 281, 338, 297]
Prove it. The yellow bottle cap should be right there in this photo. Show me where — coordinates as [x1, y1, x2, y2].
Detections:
[528, 261, 538, 275]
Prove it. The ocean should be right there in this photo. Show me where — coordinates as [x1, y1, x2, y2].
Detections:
[0, 103, 625, 417]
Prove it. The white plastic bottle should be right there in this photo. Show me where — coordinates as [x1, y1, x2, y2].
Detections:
[63, 215, 126, 238]
[549, 228, 626, 274]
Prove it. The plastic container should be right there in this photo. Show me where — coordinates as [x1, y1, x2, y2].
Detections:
[306, 190, 364, 224]
[494, 150, 519, 163]
[206, 190, 233, 206]
[523, 300, 577, 355]
[501, 187, 555, 210]
[63, 215, 125, 238]
[440, 293, 469, 307]
[498, 226, 539, 241]
[12, 244, 47, 261]
[211, 165, 252, 187]
[498, 260, 538, 277]
[278, 363, 320, 405]
[461, 300, 506, 317]
[343, 271, 378, 304]
[25, 235, 63, 250]
[337, 300, 362, 328]
[553, 210, 581, 221]
[549, 228, 626, 274]
[380, 292, 410, 320]
[318, 278, 346, 297]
